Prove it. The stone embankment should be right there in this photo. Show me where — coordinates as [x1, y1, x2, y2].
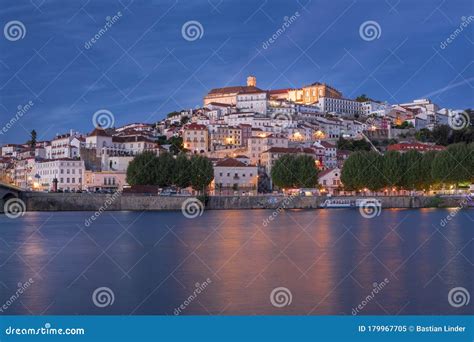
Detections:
[17, 192, 471, 212]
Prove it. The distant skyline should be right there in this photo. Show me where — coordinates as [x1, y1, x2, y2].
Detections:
[0, 0, 473, 144]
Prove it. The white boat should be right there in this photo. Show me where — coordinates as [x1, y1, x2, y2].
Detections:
[320, 199, 353, 208]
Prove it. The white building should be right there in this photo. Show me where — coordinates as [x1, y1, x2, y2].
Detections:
[47, 130, 84, 159]
[318, 167, 342, 194]
[313, 117, 343, 140]
[213, 158, 258, 195]
[317, 97, 362, 116]
[34, 158, 85, 191]
[398, 98, 439, 113]
[85, 128, 159, 157]
[236, 89, 268, 114]
[361, 101, 390, 116]
[101, 155, 134, 171]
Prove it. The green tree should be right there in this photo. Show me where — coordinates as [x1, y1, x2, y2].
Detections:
[168, 136, 184, 155]
[336, 137, 371, 151]
[431, 150, 449, 186]
[445, 143, 471, 185]
[271, 154, 318, 189]
[294, 155, 318, 188]
[383, 151, 401, 188]
[173, 153, 191, 188]
[28, 129, 37, 148]
[126, 151, 160, 185]
[271, 155, 295, 188]
[399, 150, 423, 190]
[189, 155, 214, 193]
[364, 151, 386, 191]
[355, 94, 371, 102]
[341, 152, 366, 191]
[432, 125, 451, 146]
[415, 128, 433, 143]
[419, 151, 437, 190]
[155, 152, 176, 187]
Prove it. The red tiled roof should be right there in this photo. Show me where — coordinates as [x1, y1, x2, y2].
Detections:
[207, 86, 263, 95]
[318, 168, 338, 178]
[263, 147, 315, 154]
[184, 123, 207, 130]
[208, 102, 233, 107]
[269, 88, 291, 94]
[112, 136, 156, 143]
[88, 128, 110, 137]
[215, 158, 254, 167]
[319, 141, 336, 148]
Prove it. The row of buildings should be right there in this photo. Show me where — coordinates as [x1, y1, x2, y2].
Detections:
[0, 75, 452, 195]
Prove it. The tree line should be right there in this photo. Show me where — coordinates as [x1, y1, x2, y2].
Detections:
[271, 154, 318, 189]
[126, 151, 214, 192]
[341, 143, 474, 191]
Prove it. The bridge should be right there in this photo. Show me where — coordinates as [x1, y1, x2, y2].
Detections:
[0, 182, 24, 213]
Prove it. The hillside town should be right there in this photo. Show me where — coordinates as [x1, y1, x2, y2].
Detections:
[0, 75, 472, 195]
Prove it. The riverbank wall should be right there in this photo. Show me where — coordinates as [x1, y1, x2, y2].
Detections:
[17, 192, 472, 212]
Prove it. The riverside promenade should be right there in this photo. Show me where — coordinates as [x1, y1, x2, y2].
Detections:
[14, 192, 473, 212]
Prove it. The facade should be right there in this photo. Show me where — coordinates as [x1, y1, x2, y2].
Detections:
[317, 97, 362, 116]
[84, 170, 127, 191]
[85, 128, 159, 157]
[47, 130, 84, 159]
[34, 158, 85, 191]
[247, 134, 288, 165]
[236, 89, 268, 114]
[204, 76, 264, 106]
[288, 83, 342, 105]
[213, 158, 258, 195]
[318, 168, 342, 194]
[12, 157, 35, 189]
[398, 98, 439, 113]
[1, 144, 25, 158]
[183, 123, 209, 153]
[361, 101, 390, 116]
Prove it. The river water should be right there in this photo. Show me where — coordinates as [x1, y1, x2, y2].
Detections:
[0, 209, 472, 315]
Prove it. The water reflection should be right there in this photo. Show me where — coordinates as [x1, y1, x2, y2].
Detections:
[0, 209, 472, 315]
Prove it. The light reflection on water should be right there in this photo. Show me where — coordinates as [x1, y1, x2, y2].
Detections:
[0, 209, 472, 315]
